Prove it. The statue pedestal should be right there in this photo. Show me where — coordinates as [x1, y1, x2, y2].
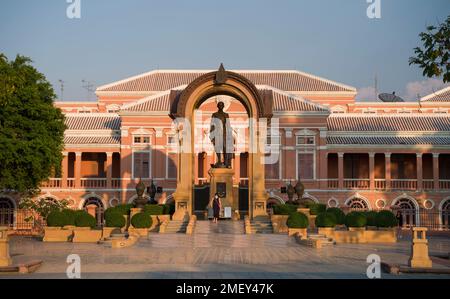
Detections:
[209, 168, 237, 218]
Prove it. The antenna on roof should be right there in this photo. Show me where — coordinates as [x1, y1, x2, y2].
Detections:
[58, 79, 65, 101]
[374, 74, 378, 101]
[378, 91, 405, 102]
[82, 80, 95, 101]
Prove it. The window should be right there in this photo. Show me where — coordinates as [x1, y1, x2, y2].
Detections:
[133, 135, 151, 144]
[167, 135, 177, 146]
[296, 136, 315, 146]
[297, 152, 314, 180]
[265, 153, 280, 180]
[133, 152, 150, 178]
[167, 152, 178, 179]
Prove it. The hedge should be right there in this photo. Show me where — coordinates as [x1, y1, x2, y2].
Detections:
[345, 211, 367, 228]
[375, 210, 398, 228]
[365, 211, 378, 227]
[143, 204, 165, 215]
[315, 212, 337, 228]
[131, 212, 152, 228]
[272, 204, 298, 215]
[61, 209, 76, 226]
[47, 211, 69, 227]
[326, 208, 345, 225]
[74, 211, 96, 228]
[308, 203, 327, 215]
[286, 212, 309, 228]
[105, 211, 126, 228]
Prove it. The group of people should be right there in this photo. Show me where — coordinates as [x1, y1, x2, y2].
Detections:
[207, 193, 222, 223]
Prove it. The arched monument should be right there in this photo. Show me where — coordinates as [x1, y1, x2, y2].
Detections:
[169, 64, 273, 220]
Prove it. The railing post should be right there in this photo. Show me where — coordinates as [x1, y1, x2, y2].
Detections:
[385, 153, 391, 190]
[416, 153, 423, 191]
[75, 152, 82, 188]
[106, 152, 113, 189]
[338, 152, 344, 189]
[369, 153, 375, 190]
[433, 153, 440, 190]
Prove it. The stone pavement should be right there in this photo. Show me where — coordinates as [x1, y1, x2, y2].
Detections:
[1, 228, 450, 279]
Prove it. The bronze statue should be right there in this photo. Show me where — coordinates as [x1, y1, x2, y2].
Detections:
[209, 101, 233, 168]
[134, 178, 147, 208]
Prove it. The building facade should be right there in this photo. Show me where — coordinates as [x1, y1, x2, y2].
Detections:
[1, 69, 450, 227]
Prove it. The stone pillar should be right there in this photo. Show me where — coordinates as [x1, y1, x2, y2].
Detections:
[106, 152, 113, 189]
[0, 227, 12, 267]
[385, 153, 391, 190]
[416, 153, 423, 191]
[433, 153, 440, 190]
[338, 152, 344, 189]
[74, 152, 82, 188]
[369, 153, 375, 190]
[61, 152, 69, 188]
[319, 152, 328, 189]
[234, 153, 241, 184]
[408, 227, 432, 268]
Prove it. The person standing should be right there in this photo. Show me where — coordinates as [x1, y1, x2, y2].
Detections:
[212, 193, 222, 224]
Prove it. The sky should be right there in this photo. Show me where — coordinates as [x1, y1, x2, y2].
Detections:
[0, 0, 449, 102]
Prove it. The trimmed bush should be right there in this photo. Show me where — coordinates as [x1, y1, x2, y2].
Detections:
[105, 211, 126, 228]
[143, 204, 164, 215]
[315, 212, 337, 228]
[272, 204, 298, 215]
[345, 211, 367, 228]
[326, 208, 345, 225]
[61, 209, 76, 226]
[131, 212, 152, 229]
[74, 211, 96, 228]
[286, 212, 309, 228]
[375, 210, 398, 228]
[365, 211, 378, 227]
[46, 211, 69, 227]
[308, 203, 327, 215]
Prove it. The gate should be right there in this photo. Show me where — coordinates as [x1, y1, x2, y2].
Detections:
[194, 184, 210, 217]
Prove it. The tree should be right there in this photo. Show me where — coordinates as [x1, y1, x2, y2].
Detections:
[409, 15, 450, 83]
[0, 54, 66, 196]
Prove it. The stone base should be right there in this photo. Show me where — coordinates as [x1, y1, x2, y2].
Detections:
[0, 260, 43, 274]
[209, 168, 237, 215]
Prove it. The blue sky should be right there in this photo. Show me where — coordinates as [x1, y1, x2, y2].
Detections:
[0, 0, 449, 101]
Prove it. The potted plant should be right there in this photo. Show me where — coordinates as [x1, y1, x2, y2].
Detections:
[375, 210, 398, 230]
[143, 204, 170, 232]
[73, 212, 101, 243]
[287, 212, 309, 238]
[326, 208, 345, 228]
[345, 211, 367, 231]
[271, 204, 298, 233]
[316, 212, 337, 237]
[365, 211, 379, 230]
[43, 211, 73, 242]
[129, 212, 153, 237]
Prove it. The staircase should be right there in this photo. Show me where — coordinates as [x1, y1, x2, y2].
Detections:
[194, 220, 245, 235]
[298, 233, 336, 248]
[249, 216, 273, 234]
[162, 220, 189, 233]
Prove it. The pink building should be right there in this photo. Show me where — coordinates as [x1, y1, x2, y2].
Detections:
[1, 70, 450, 228]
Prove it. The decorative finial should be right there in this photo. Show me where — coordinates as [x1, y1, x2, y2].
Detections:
[215, 63, 227, 85]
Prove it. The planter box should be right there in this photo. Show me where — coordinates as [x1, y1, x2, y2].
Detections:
[348, 227, 366, 232]
[43, 227, 73, 242]
[364, 229, 397, 243]
[333, 230, 365, 243]
[318, 227, 335, 238]
[288, 228, 307, 238]
[73, 229, 102, 243]
[102, 227, 124, 239]
[128, 227, 149, 237]
[271, 215, 289, 233]
[297, 208, 311, 217]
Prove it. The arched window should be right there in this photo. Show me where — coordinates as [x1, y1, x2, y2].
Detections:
[393, 198, 418, 228]
[83, 197, 104, 226]
[0, 197, 15, 226]
[441, 199, 450, 230]
[346, 197, 369, 211]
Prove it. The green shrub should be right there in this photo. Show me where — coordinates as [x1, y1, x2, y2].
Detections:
[315, 212, 337, 228]
[46, 211, 69, 227]
[74, 211, 96, 228]
[375, 210, 398, 228]
[345, 211, 367, 228]
[326, 208, 345, 225]
[272, 204, 298, 215]
[105, 211, 126, 228]
[61, 209, 76, 226]
[286, 212, 309, 228]
[161, 204, 173, 215]
[131, 212, 152, 229]
[308, 203, 327, 215]
[365, 211, 378, 227]
[143, 204, 165, 215]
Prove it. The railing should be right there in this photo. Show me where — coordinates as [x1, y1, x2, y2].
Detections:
[0, 209, 45, 236]
[240, 178, 249, 187]
[374, 179, 386, 190]
[41, 178, 62, 188]
[327, 179, 338, 189]
[343, 179, 370, 189]
[80, 178, 107, 188]
[391, 207, 450, 231]
[440, 180, 450, 190]
[391, 179, 417, 190]
[67, 178, 75, 188]
[423, 179, 434, 190]
[111, 178, 122, 188]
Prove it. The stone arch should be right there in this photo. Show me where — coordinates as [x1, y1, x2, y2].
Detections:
[268, 195, 285, 205]
[439, 196, 450, 229]
[0, 195, 16, 209]
[302, 192, 319, 204]
[345, 194, 372, 210]
[128, 194, 150, 204]
[391, 194, 420, 226]
[37, 193, 60, 203]
[0, 196, 16, 226]
[78, 193, 106, 210]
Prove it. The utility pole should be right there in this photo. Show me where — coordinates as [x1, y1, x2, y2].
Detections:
[82, 80, 95, 101]
[58, 79, 65, 101]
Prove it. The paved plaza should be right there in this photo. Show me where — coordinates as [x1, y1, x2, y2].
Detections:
[1, 226, 450, 279]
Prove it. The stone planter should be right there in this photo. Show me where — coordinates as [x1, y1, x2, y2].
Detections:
[128, 227, 149, 237]
[318, 227, 335, 238]
[63, 225, 76, 230]
[271, 215, 289, 233]
[308, 215, 317, 229]
[73, 228, 102, 243]
[348, 227, 366, 232]
[288, 228, 307, 238]
[43, 227, 73, 242]
[297, 208, 310, 217]
[102, 227, 125, 239]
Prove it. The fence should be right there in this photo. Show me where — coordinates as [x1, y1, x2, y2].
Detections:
[0, 209, 45, 236]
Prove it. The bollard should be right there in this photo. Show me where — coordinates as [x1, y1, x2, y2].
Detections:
[408, 227, 432, 268]
[0, 227, 12, 267]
